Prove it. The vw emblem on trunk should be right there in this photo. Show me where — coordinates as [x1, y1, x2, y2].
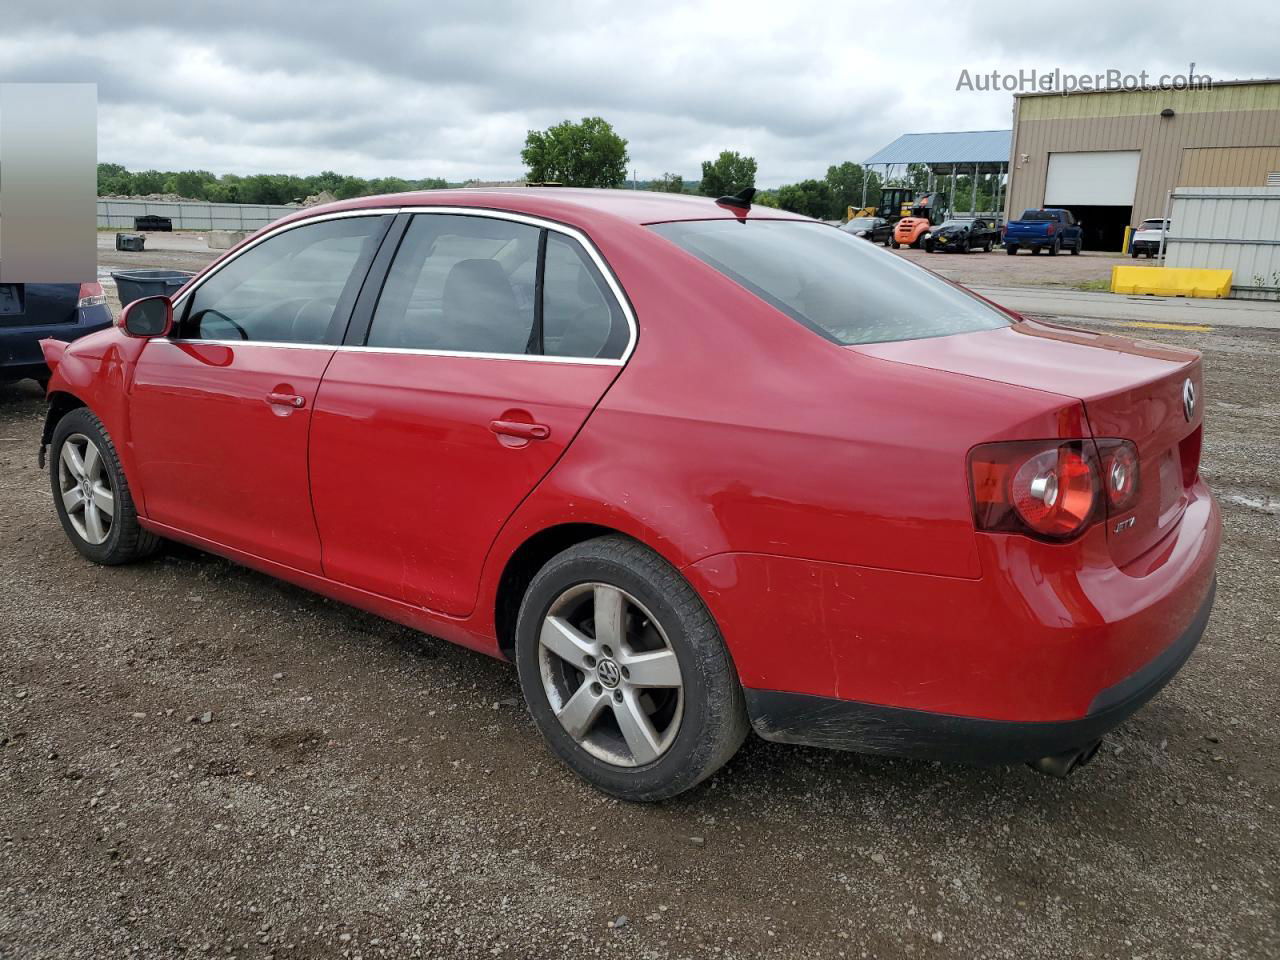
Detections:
[1182, 378, 1197, 422]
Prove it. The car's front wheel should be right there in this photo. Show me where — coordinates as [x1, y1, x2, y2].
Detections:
[50, 407, 160, 565]
[515, 535, 748, 801]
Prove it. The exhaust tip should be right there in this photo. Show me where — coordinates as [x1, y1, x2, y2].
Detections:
[1029, 738, 1103, 778]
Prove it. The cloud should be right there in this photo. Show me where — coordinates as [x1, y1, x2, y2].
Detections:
[1, 0, 1273, 185]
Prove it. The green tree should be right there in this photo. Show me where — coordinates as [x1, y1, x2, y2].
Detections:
[825, 161, 882, 219]
[96, 162, 130, 194]
[752, 190, 780, 208]
[164, 170, 216, 200]
[521, 116, 629, 188]
[130, 169, 168, 195]
[649, 172, 684, 193]
[775, 179, 833, 219]
[699, 151, 757, 197]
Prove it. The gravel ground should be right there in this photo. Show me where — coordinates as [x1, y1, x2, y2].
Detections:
[2, 264, 1277, 959]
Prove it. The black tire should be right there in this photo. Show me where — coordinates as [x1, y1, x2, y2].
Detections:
[1006, 245, 1017, 255]
[49, 407, 161, 565]
[1071, 240, 1081, 255]
[1031, 246, 1041, 255]
[1047, 240, 1060, 256]
[889, 238, 899, 249]
[1131, 248, 1139, 258]
[514, 535, 749, 802]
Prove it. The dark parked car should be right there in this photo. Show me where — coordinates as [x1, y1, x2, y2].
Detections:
[1004, 208, 1083, 255]
[1, 280, 113, 386]
[840, 216, 892, 245]
[925, 218, 998, 253]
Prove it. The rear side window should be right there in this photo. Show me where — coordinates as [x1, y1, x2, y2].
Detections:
[541, 233, 630, 359]
[180, 216, 387, 343]
[367, 214, 629, 360]
[368, 214, 540, 354]
[651, 219, 1010, 346]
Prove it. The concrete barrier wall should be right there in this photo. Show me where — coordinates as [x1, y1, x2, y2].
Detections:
[97, 199, 300, 231]
[1166, 187, 1280, 300]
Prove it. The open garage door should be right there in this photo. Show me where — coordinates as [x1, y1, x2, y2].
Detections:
[1045, 151, 1139, 251]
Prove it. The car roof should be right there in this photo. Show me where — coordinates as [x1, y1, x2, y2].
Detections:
[283, 187, 811, 229]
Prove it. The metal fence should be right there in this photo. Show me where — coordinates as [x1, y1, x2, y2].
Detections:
[1163, 186, 1280, 300]
[97, 199, 300, 232]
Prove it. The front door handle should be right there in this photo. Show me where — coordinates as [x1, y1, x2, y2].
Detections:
[267, 392, 306, 409]
[490, 419, 550, 441]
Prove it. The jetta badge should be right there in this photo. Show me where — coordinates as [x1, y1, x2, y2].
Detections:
[1182, 378, 1197, 422]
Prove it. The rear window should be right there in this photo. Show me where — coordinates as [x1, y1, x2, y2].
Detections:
[1019, 210, 1059, 221]
[650, 219, 1011, 346]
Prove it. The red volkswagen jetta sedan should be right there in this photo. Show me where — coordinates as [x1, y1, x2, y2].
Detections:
[39, 189, 1219, 800]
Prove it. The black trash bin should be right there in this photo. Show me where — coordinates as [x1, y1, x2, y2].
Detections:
[110, 269, 195, 307]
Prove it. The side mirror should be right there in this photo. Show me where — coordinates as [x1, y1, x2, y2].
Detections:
[119, 296, 173, 339]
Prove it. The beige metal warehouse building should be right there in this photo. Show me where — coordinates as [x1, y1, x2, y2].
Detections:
[1004, 78, 1280, 250]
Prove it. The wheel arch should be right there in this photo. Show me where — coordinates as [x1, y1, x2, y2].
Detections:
[39, 390, 88, 467]
[494, 522, 643, 660]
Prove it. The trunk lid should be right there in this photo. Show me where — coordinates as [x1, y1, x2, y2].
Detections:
[855, 319, 1203, 566]
[0, 282, 80, 328]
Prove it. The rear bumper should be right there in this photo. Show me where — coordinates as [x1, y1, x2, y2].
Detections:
[743, 578, 1215, 763]
[0, 308, 113, 380]
[688, 480, 1220, 739]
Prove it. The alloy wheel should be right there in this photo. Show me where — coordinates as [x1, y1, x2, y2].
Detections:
[537, 582, 684, 767]
[58, 433, 114, 545]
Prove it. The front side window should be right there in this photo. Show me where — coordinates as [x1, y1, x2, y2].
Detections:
[651, 219, 1011, 346]
[367, 214, 629, 360]
[180, 216, 387, 343]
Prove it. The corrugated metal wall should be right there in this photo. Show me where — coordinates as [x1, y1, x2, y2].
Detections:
[1007, 82, 1280, 228]
[1166, 186, 1280, 300]
[97, 199, 299, 230]
[1179, 146, 1280, 187]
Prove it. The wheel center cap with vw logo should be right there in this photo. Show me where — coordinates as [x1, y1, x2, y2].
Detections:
[596, 659, 622, 689]
[1182, 378, 1197, 422]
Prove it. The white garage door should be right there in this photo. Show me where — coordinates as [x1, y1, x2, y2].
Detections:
[1044, 151, 1140, 206]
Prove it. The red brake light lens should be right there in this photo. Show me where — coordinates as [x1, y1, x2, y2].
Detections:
[969, 440, 1101, 541]
[1096, 439, 1140, 512]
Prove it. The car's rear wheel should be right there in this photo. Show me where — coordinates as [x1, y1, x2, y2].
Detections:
[514, 535, 748, 801]
[50, 408, 160, 565]
[1006, 245, 1017, 255]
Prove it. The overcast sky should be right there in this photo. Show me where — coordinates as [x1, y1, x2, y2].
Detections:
[1, 0, 1276, 187]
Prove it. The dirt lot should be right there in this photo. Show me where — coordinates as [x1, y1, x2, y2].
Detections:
[3, 255, 1278, 959]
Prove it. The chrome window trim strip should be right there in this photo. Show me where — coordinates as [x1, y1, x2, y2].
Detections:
[168, 204, 638, 365]
[162, 338, 625, 366]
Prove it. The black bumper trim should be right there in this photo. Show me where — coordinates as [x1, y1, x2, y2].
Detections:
[744, 579, 1216, 765]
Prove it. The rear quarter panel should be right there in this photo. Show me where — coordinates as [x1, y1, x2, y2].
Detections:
[474, 222, 1087, 636]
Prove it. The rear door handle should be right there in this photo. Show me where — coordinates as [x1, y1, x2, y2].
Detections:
[490, 419, 550, 441]
[267, 392, 306, 409]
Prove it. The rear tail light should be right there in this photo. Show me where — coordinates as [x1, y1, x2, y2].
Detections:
[1178, 425, 1202, 487]
[77, 282, 108, 309]
[1045, 223, 1057, 236]
[969, 440, 1102, 541]
[1096, 439, 1140, 512]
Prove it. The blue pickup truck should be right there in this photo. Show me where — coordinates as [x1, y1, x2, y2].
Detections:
[1003, 208, 1084, 256]
[1, 280, 114, 387]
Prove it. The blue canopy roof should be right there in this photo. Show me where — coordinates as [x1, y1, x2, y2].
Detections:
[864, 130, 1011, 171]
